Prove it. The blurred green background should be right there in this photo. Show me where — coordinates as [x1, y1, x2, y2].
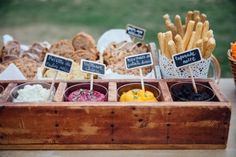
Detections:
[0, 0, 235, 77]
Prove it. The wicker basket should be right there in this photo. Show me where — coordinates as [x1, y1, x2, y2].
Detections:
[227, 49, 236, 85]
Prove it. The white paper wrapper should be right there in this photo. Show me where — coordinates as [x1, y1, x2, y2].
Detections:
[0, 63, 26, 80]
[97, 29, 132, 54]
[100, 69, 156, 79]
[3, 34, 14, 45]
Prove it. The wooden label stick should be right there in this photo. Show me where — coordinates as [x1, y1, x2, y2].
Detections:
[139, 68, 145, 91]
[90, 74, 94, 91]
[131, 37, 136, 43]
[48, 71, 58, 101]
[189, 66, 198, 93]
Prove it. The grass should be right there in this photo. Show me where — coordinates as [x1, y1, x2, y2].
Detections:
[0, 0, 236, 77]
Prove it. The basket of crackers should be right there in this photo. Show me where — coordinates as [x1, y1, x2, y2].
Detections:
[157, 10, 221, 82]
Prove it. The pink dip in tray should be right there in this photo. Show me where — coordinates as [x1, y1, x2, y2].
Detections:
[66, 89, 106, 102]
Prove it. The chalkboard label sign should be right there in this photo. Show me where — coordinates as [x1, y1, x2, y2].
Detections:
[126, 24, 146, 40]
[81, 59, 106, 75]
[43, 53, 73, 73]
[172, 48, 202, 68]
[125, 52, 153, 70]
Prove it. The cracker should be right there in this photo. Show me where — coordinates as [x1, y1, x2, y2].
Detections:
[72, 32, 96, 51]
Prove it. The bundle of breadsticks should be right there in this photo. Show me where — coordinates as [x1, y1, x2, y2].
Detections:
[157, 10, 216, 59]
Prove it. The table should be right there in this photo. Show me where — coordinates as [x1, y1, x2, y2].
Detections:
[0, 78, 235, 157]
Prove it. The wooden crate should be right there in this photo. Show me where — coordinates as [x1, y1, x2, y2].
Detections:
[0, 79, 231, 149]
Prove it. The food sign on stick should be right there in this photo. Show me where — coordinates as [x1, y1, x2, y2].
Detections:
[126, 24, 146, 41]
[125, 52, 153, 91]
[172, 48, 202, 93]
[43, 53, 73, 100]
[81, 59, 106, 91]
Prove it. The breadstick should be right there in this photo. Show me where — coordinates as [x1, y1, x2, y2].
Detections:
[168, 40, 177, 56]
[165, 21, 171, 30]
[204, 37, 216, 59]
[200, 13, 207, 23]
[157, 32, 165, 55]
[165, 21, 177, 37]
[187, 31, 196, 50]
[169, 24, 178, 37]
[195, 16, 201, 29]
[183, 24, 186, 34]
[195, 16, 201, 23]
[164, 15, 175, 33]
[185, 11, 193, 26]
[193, 10, 200, 18]
[201, 20, 209, 38]
[183, 20, 195, 50]
[202, 37, 208, 57]
[175, 15, 184, 38]
[163, 33, 168, 58]
[164, 31, 173, 59]
[195, 39, 203, 54]
[193, 10, 200, 26]
[207, 29, 214, 38]
[193, 22, 203, 47]
[163, 14, 171, 22]
[165, 31, 173, 42]
[163, 31, 172, 59]
[175, 34, 184, 53]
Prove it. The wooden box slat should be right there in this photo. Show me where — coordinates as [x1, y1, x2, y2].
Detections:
[111, 106, 167, 144]
[0, 83, 17, 102]
[52, 106, 113, 144]
[108, 82, 117, 102]
[54, 82, 67, 102]
[167, 105, 230, 144]
[0, 106, 57, 144]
